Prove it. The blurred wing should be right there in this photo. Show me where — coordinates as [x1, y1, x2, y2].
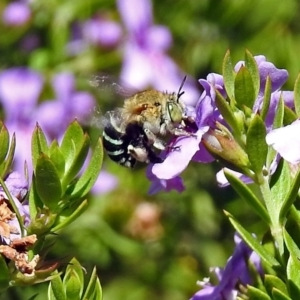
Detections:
[89, 74, 139, 98]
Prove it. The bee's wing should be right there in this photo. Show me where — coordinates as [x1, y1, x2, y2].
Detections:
[89, 75, 139, 98]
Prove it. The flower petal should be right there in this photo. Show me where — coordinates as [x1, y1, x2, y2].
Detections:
[266, 119, 300, 164]
[152, 130, 205, 180]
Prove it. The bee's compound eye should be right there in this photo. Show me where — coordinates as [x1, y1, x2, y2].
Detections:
[167, 103, 183, 124]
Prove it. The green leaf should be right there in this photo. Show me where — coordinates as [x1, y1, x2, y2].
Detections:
[294, 73, 300, 117]
[225, 211, 281, 268]
[224, 170, 269, 224]
[32, 124, 49, 170]
[287, 256, 300, 299]
[247, 285, 271, 300]
[214, 90, 239, 134]
[0, 255, 9, 293]
[284, 229, 300, 263]
[279, 169, 300, 223]
[270, 159, 291, 224]
[61, 134, 90, 193]
[26, 294, 39, 300]
[272, 289, 292, 300]
[0, 132, 16, 178]
[51, 199, 88, 232]
[272, 94, 284, 130]
[264, 274, 288, 297]
[63, 265, 81, 300]
[0, 122, 9, 165]
[82, 267, 102, 300]
[244, 49, 260, 99]
[35, 154, 62, 211]
[261, 75, 272, 121]
[48, 271, 66, 300]
[64, 258, 84, 298]
[246, 114, 268, 173]
[49, 141, 65, 178]
[234, 66, 255, 109]
[283, 105, 297, 126]
[222, 50, 235, 101]
[60, 121, 85, 171]
[68, 138, 103, 199]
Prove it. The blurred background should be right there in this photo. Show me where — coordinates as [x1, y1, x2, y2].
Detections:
[0, 0, 299, 299]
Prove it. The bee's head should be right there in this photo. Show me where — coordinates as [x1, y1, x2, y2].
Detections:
[167, 76, 187, 124]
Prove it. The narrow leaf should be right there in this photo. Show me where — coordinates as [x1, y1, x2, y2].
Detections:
[272, 289, 292, 300]
[35, 154, 62, 210]
[61, 134, 90, 193]
[294, 73, 300, 117]
[0, 122, 9, 165]
[69, 138, 103, 199]
[244, 49, 260, 99]
[1, 133, 16, 178]
[270, 159, 291, 223]
[247, 285, 271, 300]
[222, 50, 235, 101]
[265, 274, 288, 297]
[272, 94, 284, 129]
[284, 229, 300, 298]
[214, 89, 239, 133]
[224, 170, 269, 224]
[31, 124, 49, 170]
[225, 211, 280, 268]
[64, 258, 84, 297]
[234, 66, 255, 109]
[283, 105, 297, 126]
[261, 75, 272, 121]
[48, 271, 66, 300]
[246, 114, 268, 173]
[60, 121, 84, 170]
[49, 141, 65, 178]
[287, 256, 300, 299]
[51, 199, 88, 232]
[82, 267, 102, 300]
[279, 169, 300, 222]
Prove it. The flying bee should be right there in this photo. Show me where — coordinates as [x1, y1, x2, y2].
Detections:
[102, 111, 163, 168]
[93, 75, 197, 167]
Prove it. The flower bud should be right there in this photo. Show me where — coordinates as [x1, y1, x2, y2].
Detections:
[202, 122, 250, 171]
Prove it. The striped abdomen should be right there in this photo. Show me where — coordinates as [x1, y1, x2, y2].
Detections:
[103, 122, 136, 168]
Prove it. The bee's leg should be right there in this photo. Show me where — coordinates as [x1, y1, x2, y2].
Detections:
[147, 147, 164, 164]
[144, 128, 166, 150]
[172, 127, 197, 137]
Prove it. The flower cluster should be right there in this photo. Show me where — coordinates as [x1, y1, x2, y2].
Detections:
[147, 54, 291, 193]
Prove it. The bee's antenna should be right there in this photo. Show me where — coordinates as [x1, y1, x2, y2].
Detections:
[177, 76, 187, 100]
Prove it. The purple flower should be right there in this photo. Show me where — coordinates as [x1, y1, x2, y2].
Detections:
[117, 0, 199, 106]
[146, 75, 218, 194]
[2, 1, 31, 26]
[0, 68, 117, 195]
[82, 17, 122, 48]
[0, 68, 44, 175]
[190, 233, 262, 300]
[35, 72, 95, 139]
[210, 56, 289, 186]
[92, 170, 119, 194]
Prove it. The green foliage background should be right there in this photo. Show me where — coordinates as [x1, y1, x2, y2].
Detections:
[1, 0, 300, 299]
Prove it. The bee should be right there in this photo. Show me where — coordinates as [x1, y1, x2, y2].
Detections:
[95, 76, 196, 167]
[102, 112, 163, 168]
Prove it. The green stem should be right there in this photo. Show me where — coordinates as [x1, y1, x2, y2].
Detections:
[258, 173, 284, 257]
[0, 177, 25, 237]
